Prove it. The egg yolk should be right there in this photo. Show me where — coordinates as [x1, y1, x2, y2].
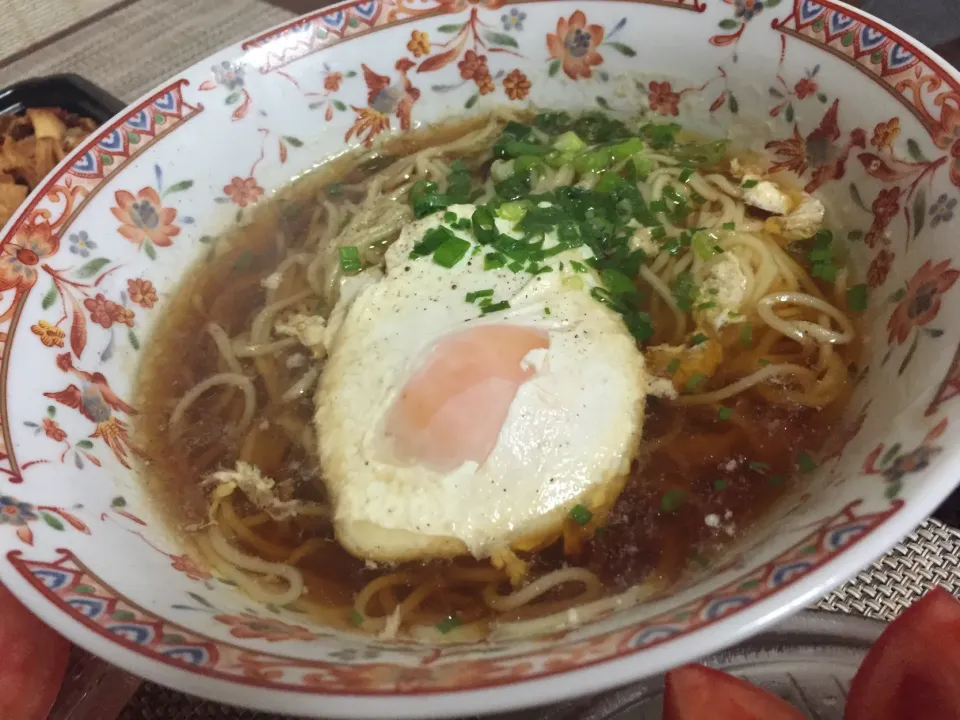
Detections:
[384, 324, 549, 472]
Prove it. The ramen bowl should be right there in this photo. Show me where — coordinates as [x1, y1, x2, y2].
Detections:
[1, 1, 959, 717]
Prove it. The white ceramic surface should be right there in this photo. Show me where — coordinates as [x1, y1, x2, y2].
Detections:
[0, 1, 959, 717]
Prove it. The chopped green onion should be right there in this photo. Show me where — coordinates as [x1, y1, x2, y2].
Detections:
[768, 475, 786, 486]
[690, 333, 708, 346]
[685, 373, 707, 391]
[600, 268, 638, 296]
[847, 283, 868, 312]
[465, 289, 494, 303]
[443, 211, 457, 223]
[562, 275, 584, 290]
[570, 260, 588, 273]
[748, 461, 770, 473]
[350, 610, 364, 626]
[481, 300, 511, 314]
[650, 199, 667, 213]
[433, 237, 471, 268]
[508, 260, 525, 273]
[714, 478, 728, 491]
[718, 406, 732, 421]
[544, 306, 552, 315]
[338, 246, 361, 273]
[436, 616, 462, 634]
[741, 322, 753, 347]
[660, 489, 686, 512]
[484, 252, 506, 271]
[666, 359, 681, 375]
[741, 179, 760, 189]
[721, 221, 736, 230]
[479, 297, 492, 307]
[672, 271, 698, 312]
[552, 131, 587, 153]
[632, 154, 654, 176]
[679, 167, 694, 183]
[497, 200, 529, 223]
[472, 206, 497, 244]
[410, 226, 454, 258]
[570, 504, 592, 526]
[692, 230, 721, 261]
[797, 451, 817, 473]
[697, 301, 717, 310]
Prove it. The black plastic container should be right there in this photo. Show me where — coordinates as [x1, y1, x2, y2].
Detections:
[0, 73, 125, 123]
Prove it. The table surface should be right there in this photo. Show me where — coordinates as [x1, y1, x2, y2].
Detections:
[3, 1, 959, 718]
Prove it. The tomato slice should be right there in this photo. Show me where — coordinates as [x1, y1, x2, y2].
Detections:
[0, 582, 70, 720]
[663, 664, 806, 720]
[846, 586, 960, 720]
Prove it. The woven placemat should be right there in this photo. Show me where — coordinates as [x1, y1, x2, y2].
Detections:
[110, 517, 960, 720]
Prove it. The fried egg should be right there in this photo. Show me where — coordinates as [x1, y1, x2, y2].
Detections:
[314, 204, 648, 563]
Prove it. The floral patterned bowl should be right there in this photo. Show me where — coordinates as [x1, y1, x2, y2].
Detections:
[1, 1, 959, 717]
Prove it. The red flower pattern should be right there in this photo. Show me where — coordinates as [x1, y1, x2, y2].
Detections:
[42, 418, 67, 442]
[111, 187, 179, 249]
[546, 11, 604, 80]
[868, 249, 895, 288]
[865, 187, 902, 248]
[648, 81, 681, 117]
[0, 222, 59, 292]
[215, 613, 316, 642]
[223, 177, 264, 208]
[794, 77, 818, 100]
[887, 260, 959, 345]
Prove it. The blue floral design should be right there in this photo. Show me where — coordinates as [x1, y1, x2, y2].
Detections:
[68, 231, 97, 258]
[0, 496, 37, 527]
[213, 61, 246, 90]
[929, 193, 957, 228]
[735, 0, 764, 21]
[501, 8, 526, 32]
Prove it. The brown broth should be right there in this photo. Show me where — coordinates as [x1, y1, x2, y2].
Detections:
[133, 117, 855, 629]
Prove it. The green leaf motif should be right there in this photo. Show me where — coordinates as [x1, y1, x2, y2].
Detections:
[464, 94, 479, 110]
[46, 405, 56, 417]
[75, 258, 111, 279]
[144, 242, 157, 260]
[198, 235, 213, 244]
[224, 92, 240, 105]
[898, 332, 920, 376]
[881, 442, 902, 466]
[606, 41, 636, 57]
[483, 31, 519, 48]
[40, 284, 57, 310]
[111, 496, 127, 508]
[766, 0, 781, 6]
[333, 100, 347, 111]
[785, 104, 795, 123]
[76, 439, 94, 450]
[282, 135, 304, 148]
[548, 58, 561, 77]
[907, 138, 927, 162]
[41, 512, 64, 531]
[162, 633, 186, 644]
[188, 592, 214, 609]
[344, 70, 357, 78]
[436, 23, 463, 32]
[718, 18, 740, 29]
[165, 180, 193, 195]
[912, 188, 926, 239]
[128, 329, 140, 351]
[75, 584, 95, 594]
[728, 92, 739, 114]
[596, 96, 611, 110]
[112, 610, 135, 621]
[849, 183, 869, 212]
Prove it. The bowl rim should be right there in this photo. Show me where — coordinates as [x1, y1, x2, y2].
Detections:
[0, 0, 959, 717]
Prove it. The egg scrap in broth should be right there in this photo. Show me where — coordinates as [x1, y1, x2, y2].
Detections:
[135, 109, 863, 641]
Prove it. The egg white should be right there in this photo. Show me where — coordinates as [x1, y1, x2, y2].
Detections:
[314, 204, 649, 563]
